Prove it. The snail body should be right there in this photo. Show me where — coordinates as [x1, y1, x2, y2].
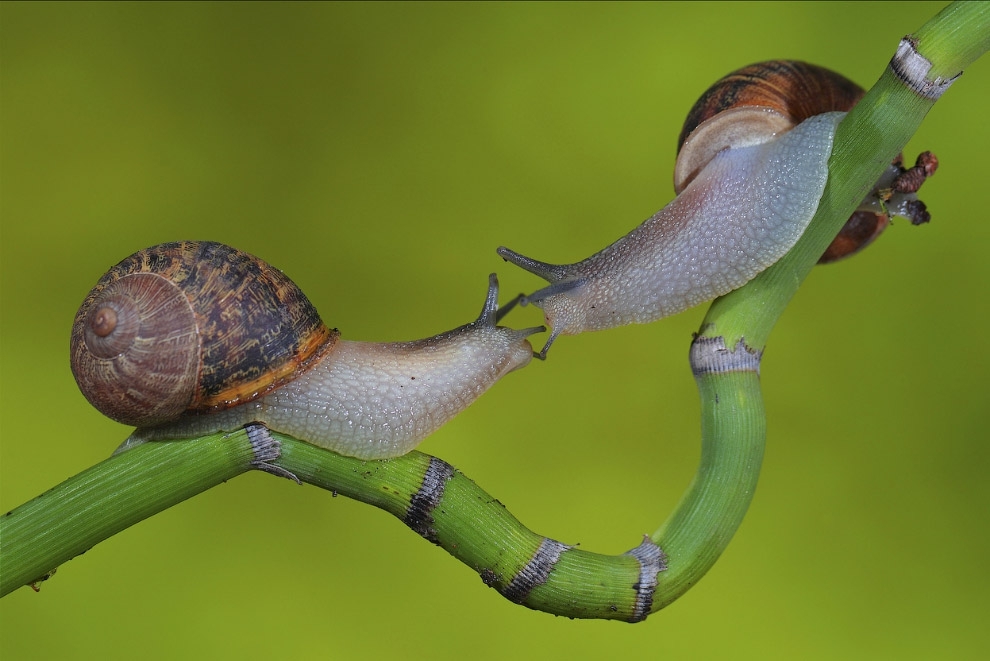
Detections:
[71, 241, 539, 459]
[500, 111, 841, 349]
[498, 61, 930, 357]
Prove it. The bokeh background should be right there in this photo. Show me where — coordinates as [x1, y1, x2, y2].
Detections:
[2, 2, 987, 659]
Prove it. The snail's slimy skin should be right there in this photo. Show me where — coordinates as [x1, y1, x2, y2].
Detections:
[498, 112, 844, 356]
[120, 275, 540, 460]
[127, 327, 536, 460]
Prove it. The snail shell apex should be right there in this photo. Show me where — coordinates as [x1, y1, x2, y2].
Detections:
[70, 241, 338, 427]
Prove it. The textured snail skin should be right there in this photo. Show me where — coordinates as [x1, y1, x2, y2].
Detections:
[124, 279, 538, 459]
[498, 111, 844, 356]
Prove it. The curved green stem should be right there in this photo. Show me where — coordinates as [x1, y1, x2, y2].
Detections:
[651, 369, 765, 608]
[1, 1, 986, 620]
[275, 438, 661, 621]
[647, 1, 989, 610]
[0, 432, 266, 596]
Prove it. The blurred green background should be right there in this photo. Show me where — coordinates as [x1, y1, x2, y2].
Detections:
[2, 2, 987, 659]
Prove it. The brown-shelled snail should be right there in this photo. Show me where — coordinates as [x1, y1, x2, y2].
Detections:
[70, 241, 541, 459]
[498, 61, 937, 357]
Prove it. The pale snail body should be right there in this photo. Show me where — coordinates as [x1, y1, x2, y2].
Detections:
[498, 113, 843, 355]
[498, 61, 869, 357]
[124, 312, 535, 459]
[72, 241, 538, 460]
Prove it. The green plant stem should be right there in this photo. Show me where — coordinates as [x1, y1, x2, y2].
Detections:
[276, 439, 658, 620]
[707, 1, 989, 349]
[1, 1, 986, 619]
[651, 370, 765, 608]
[643, 1, 990, 611]
[915, 1, 990, 76]
[0, 433, 258, 596]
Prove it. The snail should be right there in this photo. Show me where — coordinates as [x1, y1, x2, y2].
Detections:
[497, 61, 936, 357]
[70, 241, 541, 460]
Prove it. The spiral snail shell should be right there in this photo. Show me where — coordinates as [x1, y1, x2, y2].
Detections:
[71, 241, 540, 459]
[497, 60, 935, 357]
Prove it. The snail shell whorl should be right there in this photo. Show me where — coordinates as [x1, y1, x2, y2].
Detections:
[70, 241, 338, 427]
[675, 61, 864, 194]
[674, 60, 899, 265]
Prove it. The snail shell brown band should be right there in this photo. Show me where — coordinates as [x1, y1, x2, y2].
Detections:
[70, 241, 338, 427]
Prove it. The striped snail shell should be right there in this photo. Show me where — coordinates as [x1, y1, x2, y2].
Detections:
[71, 241, 336, 427]
[498, 60, 933, 357]
[676, 60, 933, 264]
[673, 60, 863, 195]
[71, 241, 540, 459]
